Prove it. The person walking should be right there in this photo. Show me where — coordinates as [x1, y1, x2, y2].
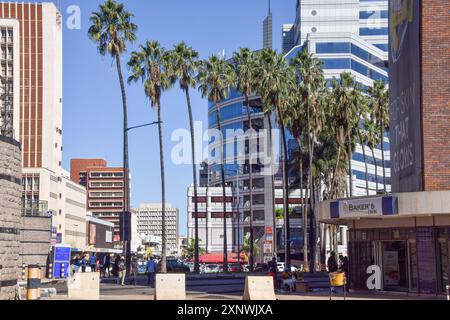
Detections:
[103, 254, 111, 278]
[327, 251, 338, 273]
[339, 255, 350, 291]
[81, 255, 88, 273]
[130, 255, 139, 285]
[117, 256, 126, 286]
[89, 254, 97, 272]
[146, 257, 157, 288]
[267, 257, 278, 289]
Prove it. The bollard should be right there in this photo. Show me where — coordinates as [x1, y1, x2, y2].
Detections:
[446, 285, 449, 301]
[21, 263, 26, 281]
[48, 263, 53, 279]
[26, 265, 41, 300]
[61, 264, 65, 279]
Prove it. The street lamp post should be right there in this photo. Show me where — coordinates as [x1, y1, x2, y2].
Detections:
[123, 121, 161, 275]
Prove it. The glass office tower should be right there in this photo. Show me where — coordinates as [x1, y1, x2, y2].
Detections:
[283, 0, 391, 196]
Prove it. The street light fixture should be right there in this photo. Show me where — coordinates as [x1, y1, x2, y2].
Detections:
[122, 120, 161, 275]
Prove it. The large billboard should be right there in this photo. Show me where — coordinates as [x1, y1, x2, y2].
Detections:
[389, 0, 423, 192]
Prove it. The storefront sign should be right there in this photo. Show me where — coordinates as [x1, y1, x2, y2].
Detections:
[389, 0, 423, 192]
[330, 196, 397, 219]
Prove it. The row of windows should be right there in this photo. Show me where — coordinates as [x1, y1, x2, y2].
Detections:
[315, 42, 387, 71]
[209, 104, 263, 127]
[359, 10, 388, 19]
[353, 152, 391, 168]
[321, 58, 388, 82]
[89, 192, 123, 198]
[353, 170, 391, 185]
[89, 172, 123, 178]
[89, 202, 123, 208]
[90, 182, 123, 188]
[360, 27, 388, 36]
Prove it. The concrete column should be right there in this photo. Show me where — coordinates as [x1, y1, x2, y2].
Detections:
[0, 137, 22, 300]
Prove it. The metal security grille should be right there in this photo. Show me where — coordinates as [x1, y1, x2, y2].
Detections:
[0, 27, 14, 138]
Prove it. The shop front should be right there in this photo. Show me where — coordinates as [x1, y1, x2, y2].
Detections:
[316, 191, 450, 295]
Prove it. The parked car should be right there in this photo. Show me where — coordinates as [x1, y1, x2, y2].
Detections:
[185, 262, 195, 273]
[157, 259, 190, 273]
[203, 264, 219, 273]
[277, 262, 299, 273]
[228, 264, 243, 273]
[254, 263, 268, 272]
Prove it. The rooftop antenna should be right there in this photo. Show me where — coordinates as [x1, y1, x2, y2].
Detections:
[268, 0, 271, 15]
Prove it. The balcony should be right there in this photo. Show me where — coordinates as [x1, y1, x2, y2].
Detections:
[22, 200, 50, 217]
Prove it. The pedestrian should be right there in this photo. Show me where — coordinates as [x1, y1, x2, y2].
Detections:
[146, 257, 157, 288]
[81, 255, 88, 273]
[267, 257, 278, 289]
[72, 256, 81, 275]
[340, 255, 350, 291]
[89, 254, 97, 272]
[103, 254, 111, 278]
[113, 254, 120, 277]
[117, 256, 126, 286]
[130, 255, 139, 285]
[327, 251, 338, 273]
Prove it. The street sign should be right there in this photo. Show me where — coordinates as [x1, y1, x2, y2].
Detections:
[52, 245, 71, 279]
[263, 243, 272, 254]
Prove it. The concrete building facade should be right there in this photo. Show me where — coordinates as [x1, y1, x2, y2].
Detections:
[135, 203, 179, 256]
[70, 159, 125, 240]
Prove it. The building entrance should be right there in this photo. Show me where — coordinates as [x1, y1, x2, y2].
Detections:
[379, 241, 408, 291]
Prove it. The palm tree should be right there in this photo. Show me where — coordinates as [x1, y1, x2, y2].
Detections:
[254, 49, 293, 270]
[356, 98, 370, 196]
[368, 80, 389, 193]
[329, 73, 359, 198]
[128, 41, 173, 273]
[232, 48, 257, 271]
[167, 42, 201, 274]
[365, 117, 380, 193]
[88, 0, 137, 272]
[288, 48, 326, 272]
[198, 55, 235, 273]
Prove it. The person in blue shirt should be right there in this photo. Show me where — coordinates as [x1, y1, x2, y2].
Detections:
[146, 257, 157, 287]
[89, 254, 97, 272]
[81, 255, 88, 273]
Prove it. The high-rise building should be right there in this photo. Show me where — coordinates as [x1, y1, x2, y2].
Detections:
[135, 203, 179, 256]
[0, 3, 88, 257]
[187, 186, 234, 253]
[283, 0, 391, 196]
[281, 24, 295, 54]
[70, 158, 125, 240]
[263, 0, 273, 49]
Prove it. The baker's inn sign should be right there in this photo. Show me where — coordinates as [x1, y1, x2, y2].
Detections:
[330, 196, 398, 219]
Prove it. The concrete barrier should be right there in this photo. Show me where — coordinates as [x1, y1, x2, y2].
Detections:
[67, 272, 100, 300]
[155, 274, 186, 300]
[242, 276, 277, 300]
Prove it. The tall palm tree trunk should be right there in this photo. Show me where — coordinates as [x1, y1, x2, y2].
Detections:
[185, 88, 200, 274]
[299, 152, 308, 271]
[371, 148, 379, 194]
[157, 102, 167, 273]
[277, 107, 290, 270]
[245, 94, 254, 271]
[331, 146, 342, 199]
[359, 133, 369, 196]
[267, 115, 277, 259]
[380, 121, 387, 193]
[308, 135, 315, 272]
[216, 105, 228, 273]
[347, 129, 353, 197]
[115, 53, 131, 274]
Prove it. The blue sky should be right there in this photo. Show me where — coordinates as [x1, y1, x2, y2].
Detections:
[49, 0, 296, 235]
